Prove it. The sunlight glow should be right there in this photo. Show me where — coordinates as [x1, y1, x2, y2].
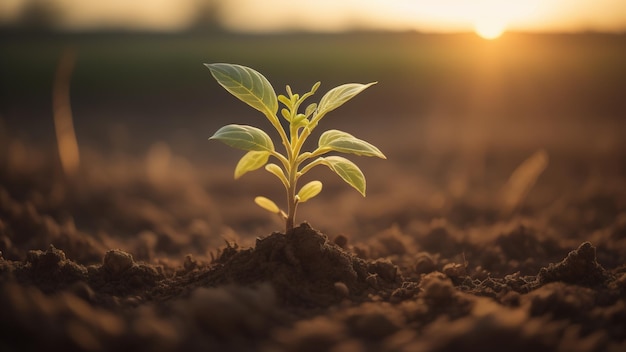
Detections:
[474, 20, 506, 39]
[1, 0, 625, 33]
[468, 1, 538, 39]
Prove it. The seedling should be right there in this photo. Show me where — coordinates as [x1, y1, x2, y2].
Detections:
[206, 63, 385, 233]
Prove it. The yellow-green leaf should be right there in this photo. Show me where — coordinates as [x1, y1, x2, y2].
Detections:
[278, 94, 291, 107]
[318, 130, 386, 159]
[297, 180, 323, 203]
[319, 156, 366, 196]
[234, 151, 270, 179]
[254, 196, 280, 214]
[209, 124, 274, 152]
[205, 63, 278, 116]
[280, 108, 291, 121]
[265, 163, 289, 187]
[315, 82, 376, 121]
[304, 103, 317, 118]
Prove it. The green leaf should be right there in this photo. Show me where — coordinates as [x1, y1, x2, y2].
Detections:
[234, 151, 270, 179]
[304, 103, 317, 118]
[254, 196, 281, 214]
[297, 180, 323, 203]
[265, 163, 289, 187]
[210, 124, 274, 152]
[318, 130, 386, 159]
[205, 63, 278, 116]
[319, 156, 366, 196]
[292, 114, 308, 128]
[280, 108, 291, 121]
[278, 95, 291, 107]
[315, 82, 376, 121]
[310, 81, 321, 94]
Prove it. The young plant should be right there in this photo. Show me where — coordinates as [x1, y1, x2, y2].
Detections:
[206, 63, 385, 233]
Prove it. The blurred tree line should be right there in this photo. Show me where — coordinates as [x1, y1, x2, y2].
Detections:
[1, 0, 226, 32]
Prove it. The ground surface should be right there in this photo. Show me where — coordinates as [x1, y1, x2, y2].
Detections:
[1, 131, 625, 351]
[1, 32, 626, 351]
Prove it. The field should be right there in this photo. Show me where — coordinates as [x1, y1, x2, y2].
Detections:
[1, 31, 626, 351]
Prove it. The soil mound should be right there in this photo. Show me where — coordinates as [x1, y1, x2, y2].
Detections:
[159, 223, 402, 308]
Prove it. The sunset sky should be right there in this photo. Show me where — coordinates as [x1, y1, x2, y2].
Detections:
[1, 0, 626, 35]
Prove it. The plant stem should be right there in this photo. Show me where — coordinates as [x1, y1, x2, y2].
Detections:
[281, 88, 318, 233]
[285, 118, 299, 233]
[286, 173, 296, 233]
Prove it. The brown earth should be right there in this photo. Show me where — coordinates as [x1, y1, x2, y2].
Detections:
[1, 131, 625, 352]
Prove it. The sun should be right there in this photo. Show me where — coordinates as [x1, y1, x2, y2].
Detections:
[474, 19, 506, 40]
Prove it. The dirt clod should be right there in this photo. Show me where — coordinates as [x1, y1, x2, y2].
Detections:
[103, 249, 134, 277]
[537, 242, 609, 287]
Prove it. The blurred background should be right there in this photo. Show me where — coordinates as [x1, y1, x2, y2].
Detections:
[1, 0, 625, 246]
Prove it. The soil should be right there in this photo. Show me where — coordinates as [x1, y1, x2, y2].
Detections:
[1, 137, 626, 352]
